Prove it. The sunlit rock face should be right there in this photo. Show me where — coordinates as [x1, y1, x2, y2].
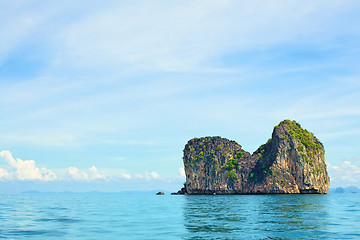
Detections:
[177, 120, 330, 195]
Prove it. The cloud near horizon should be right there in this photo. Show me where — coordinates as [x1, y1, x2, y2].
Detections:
[0, 150, 165, 183]
[178, 167, 185, 177]
[67, 166, 108, 181]
[0, 150, 57, 181]
[328, 160, 360, 188]
[134, 171, 161, 181]
[1, 150, 359, 189]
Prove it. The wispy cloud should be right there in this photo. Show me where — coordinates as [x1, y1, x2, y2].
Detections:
[0, 2, 44, 62]
[119, 173, 131, 180]
[0, 134, 78, 147]
[51, 1, 360, 72]
[328, 160, 360, 188]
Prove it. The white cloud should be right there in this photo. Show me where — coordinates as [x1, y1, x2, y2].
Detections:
[0, 150, 111, 182]
[0, 151, 161, 183]
[0, 150, 57, 181]
[178, 167, 186, 178]
[120, 173, 131, 179]
[67, 166, 106, 181]
[150, 171, 160, 179]
[41, 167, 57, 181]
[134, 173, 144, 179]
[0, 168, 10, 180]
[67, 166, 88, 181]
[88, 166, 106, 180]
[328, 160, 360, 188]
[135, 171, 161, 181]
[66, 168, 163, 182]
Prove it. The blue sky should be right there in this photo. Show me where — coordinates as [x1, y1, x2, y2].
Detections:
[1, 1, 360, 192]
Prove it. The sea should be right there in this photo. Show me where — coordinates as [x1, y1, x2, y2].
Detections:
[0, 192, 359, 239]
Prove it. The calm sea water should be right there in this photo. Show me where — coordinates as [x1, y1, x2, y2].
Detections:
[0, 192, 359, 239]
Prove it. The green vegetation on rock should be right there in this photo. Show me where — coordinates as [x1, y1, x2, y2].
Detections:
[283, 120, 322, 154]
[222, 158, 239, 183]
[257, 144, 266, 158]
[281, 135, 289, 140]
[236, 152, 244, 159]
[224, 158, 238, 170]
[227, 169, 238, 183]
[262, 162, 267, 169]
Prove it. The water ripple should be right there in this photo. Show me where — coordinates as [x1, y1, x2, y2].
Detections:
[35, 218, 80, 223]
[0, 193, 359, 239]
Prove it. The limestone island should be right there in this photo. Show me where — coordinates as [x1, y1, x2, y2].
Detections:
[173, 120, 330, 195]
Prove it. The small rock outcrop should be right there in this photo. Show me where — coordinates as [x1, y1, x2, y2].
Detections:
[175, 120, 330, 194]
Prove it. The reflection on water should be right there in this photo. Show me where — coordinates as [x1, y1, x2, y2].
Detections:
[1, 193, 359, 239]
[184, 195, 330, 239]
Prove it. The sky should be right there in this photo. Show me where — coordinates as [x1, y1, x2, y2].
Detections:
[1, 0, 360, 193]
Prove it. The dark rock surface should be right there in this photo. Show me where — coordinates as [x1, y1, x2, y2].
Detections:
[175, 120, 330, 195]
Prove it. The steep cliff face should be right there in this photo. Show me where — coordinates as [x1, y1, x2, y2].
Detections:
[178, 120, 330, 194]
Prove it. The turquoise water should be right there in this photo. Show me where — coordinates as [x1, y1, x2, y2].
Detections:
[0, 193, 359, 239]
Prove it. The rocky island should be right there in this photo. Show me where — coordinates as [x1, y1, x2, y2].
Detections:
[174, 120, 330, 195]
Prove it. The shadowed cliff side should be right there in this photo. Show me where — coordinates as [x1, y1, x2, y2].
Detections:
[174, 120, 330, 195]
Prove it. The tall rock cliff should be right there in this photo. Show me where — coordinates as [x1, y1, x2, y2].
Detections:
[177, 120, 330, 194]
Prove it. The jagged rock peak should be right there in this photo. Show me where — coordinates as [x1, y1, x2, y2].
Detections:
[174, 120, 330, 195]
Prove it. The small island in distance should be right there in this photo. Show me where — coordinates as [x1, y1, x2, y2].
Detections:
[173, 120, 330, 195]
